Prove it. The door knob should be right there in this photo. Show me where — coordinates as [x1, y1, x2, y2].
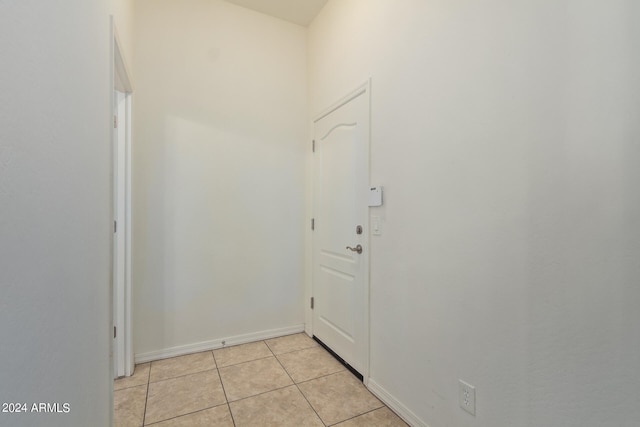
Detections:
[346, 244, 363, 254]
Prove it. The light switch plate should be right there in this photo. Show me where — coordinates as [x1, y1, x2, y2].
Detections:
[371, 215, 381, 235]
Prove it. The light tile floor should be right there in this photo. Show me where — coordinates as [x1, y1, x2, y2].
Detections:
[114, 333, 408, 426]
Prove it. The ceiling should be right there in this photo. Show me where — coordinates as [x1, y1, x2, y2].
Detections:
[224, 0, 328, 27]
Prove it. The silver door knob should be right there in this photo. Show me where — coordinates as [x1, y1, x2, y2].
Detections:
[346, 244, 363, 254]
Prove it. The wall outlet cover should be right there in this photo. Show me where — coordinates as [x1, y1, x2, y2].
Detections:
[459, 379, 476, 416]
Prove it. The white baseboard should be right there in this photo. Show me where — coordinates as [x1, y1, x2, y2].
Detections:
[134, 324, 306, 364]
[367, 378, 430, 427]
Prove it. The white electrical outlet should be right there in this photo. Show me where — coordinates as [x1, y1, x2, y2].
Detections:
[459, 380, 476, 416]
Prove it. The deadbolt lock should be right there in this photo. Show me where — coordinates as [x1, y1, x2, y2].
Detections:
[356, 225, 363, 235]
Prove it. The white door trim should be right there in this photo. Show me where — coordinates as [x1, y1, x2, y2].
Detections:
[309, 79, 371, 384]
[111, 17, 134, 378]
[124, 91, 133, 376]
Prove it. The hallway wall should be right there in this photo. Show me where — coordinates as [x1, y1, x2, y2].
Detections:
[113, 0, 135, 72]
[133, 0, 307, 357]
[308, 1, 640, 426]
[0, 0, 130, 425]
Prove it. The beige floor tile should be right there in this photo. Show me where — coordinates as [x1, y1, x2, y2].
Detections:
[114, 384, 146, 427]
[114, 363, 150, 391]
[218, 356, 293, 402]
[145, 370, 226, 424]
[145, 405, 234, 427]
[149, 351, 216, 382]
[276, 346, 345, 383]
[213, 341, 273, 367]
[265, 333, 318, 355]
[298, 371, 383, 425]
[229, 385, 324, 427]
[334, 407, 409, 427]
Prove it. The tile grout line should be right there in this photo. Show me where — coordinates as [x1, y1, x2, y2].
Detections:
[223, 380, 298, 405]
[274, 344, 348, 384]
[218, 342, 295, 407]
[326, 407, 386, 427]
[276, 342, 387, 425]
[142, 403, 229, 426]
[298, 371, 386, 427]
[113, 382, 148, 392]
[123, 335, 343, 426]
[142, 342, 289, 425]
[143, 356, 221, 426]
[264, 338, 318, 357]
[113, 363, 151, 392]
[142, 352, 229, 426]
[216, 354, 274, 370]
[148, 367, 218, 384]
[270, 341, 328, 426]
[209, 349, 237, 427]
[141, 361, 151, 426]
[213, 350, 237, 427]
[295, 369, 347, 386]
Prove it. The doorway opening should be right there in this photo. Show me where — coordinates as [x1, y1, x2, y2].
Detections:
[112, 18, 134, 379]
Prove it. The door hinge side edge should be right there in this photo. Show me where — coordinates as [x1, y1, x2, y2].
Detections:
[311, 218, 315, 230]
[310, 297, 314, 309]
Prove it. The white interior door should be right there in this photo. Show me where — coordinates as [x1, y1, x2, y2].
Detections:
[312, 82, 370, 378]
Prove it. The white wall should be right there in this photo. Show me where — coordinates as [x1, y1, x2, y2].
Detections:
[309, 1, 640, 426]
[0, 0, 126, 426]
[113, 0, 135, 75]
[133, 0, 307, 357]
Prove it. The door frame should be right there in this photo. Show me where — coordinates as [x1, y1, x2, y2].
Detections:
[309, 80, 371, 384]
[111, 17, 134, 378]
